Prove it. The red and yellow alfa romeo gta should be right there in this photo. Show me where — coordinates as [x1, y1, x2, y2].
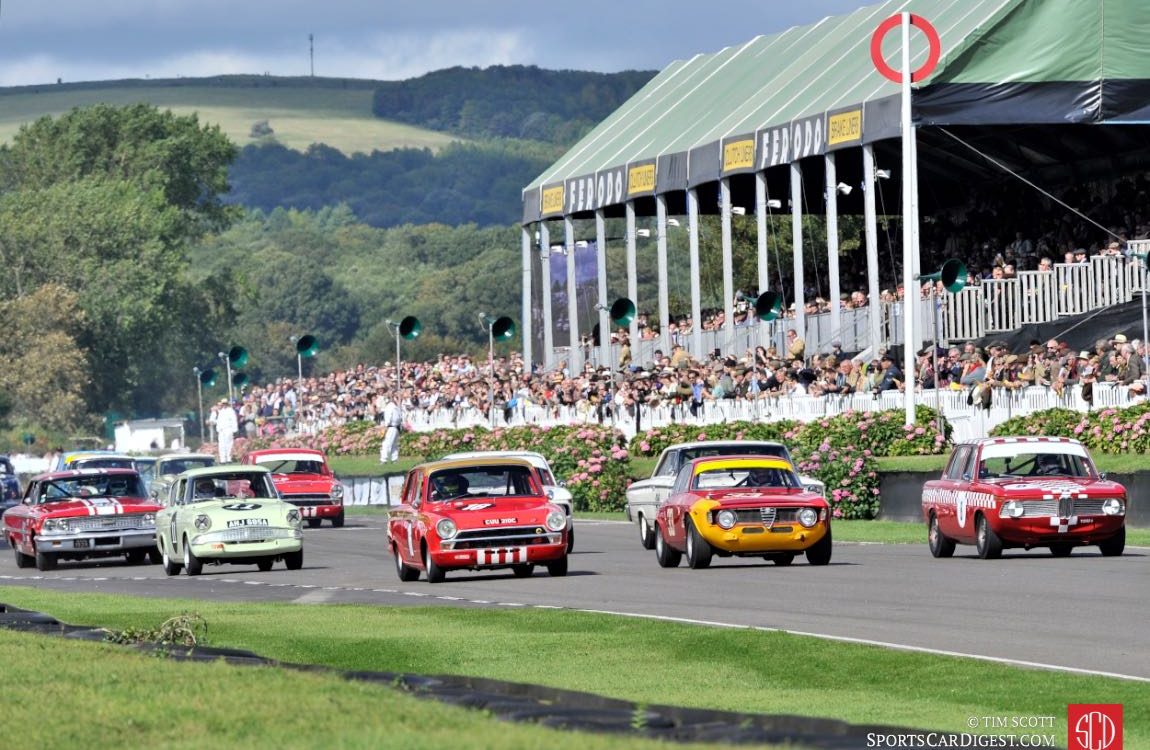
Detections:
[654, 455, 832, 569]
[388, 457, 569, 583]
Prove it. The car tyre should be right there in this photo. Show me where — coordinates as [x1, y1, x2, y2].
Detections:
[148, 548, 163, 565]
[655, 524, 681, 568]
[546, 557, 568, 577]
[12, 540, 33, 569]
[306, 518, 321, 529]
[511, 563, 535, 578]
[685, 519, 713, 569]
[638, 515, 656, 550]
[423, 545, 445, 583]
[769, 552, 796, 566]
[331, 512, 345, 528]
[34, 544, 57, 572]
[125, 549, 148, 565]
[1049, 543, 1074, 558]
[806, 527, 833, 566]
[566, 526, 575, 554]
[284, 550, 304, 570]
[393, 544, 419, 582]
[161, 544, 182, 576]
[257, 559, 274, 572]
[183, 538, 203, 576]
[928, 514, 956, 558]
[975, 514, 1003, 560]
[1098, 526, 1125, 557]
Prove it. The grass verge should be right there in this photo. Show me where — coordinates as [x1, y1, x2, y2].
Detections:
[0, 588, 1143, 749]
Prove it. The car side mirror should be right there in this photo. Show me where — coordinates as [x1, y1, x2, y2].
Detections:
[961, 472, 972, 482]
[1098, 472, 1107, 480]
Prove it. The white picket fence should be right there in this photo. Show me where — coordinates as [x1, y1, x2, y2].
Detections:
[403, 382, 1139, 442]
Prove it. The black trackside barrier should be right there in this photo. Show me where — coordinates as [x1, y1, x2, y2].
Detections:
[0, 602, 960, 748]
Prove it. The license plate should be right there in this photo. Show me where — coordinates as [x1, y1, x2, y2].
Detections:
[73, 539, 90, 549]
[227, 518, 270, 528]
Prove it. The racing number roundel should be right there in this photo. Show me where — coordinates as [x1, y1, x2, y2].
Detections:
[223, 503, 262, 511]
[956, 493, 968, 529]
[870, 13, 941, 84]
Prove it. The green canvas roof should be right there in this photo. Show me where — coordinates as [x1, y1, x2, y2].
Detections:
[525, 0, 1150, 223]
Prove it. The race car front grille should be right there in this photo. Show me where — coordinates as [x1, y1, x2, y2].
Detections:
[1017, 498, 1110, 517]
[194, 527, 300, 545]
[285, 496, 335, 507]
[446, 525, 560, 550]
[65, 515, 152, 533]
[730, 507, 801, 527]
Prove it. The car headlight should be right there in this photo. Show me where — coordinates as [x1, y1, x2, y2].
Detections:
[331, 484, 344, 499]
[140, 513, 156, 527]
[194, 514, 212, 531]
[716, 509, 737, 529]
[436, 518, 458, 540]
[797, 507, 818, 528]
[545, 510, 566, 532]
[1102, 498, 1125, 516]
[286, 509, 301, 525]
[43, 518, 69, 533]
[1000, 501, 1025, 519]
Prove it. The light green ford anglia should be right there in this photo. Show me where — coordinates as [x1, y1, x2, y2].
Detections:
[156, 465, 304, 576]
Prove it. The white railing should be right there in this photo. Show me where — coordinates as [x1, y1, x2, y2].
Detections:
[399, 383, 1137, 442]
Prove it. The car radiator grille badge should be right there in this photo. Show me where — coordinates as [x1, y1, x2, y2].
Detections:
[758, 507, 777, 529]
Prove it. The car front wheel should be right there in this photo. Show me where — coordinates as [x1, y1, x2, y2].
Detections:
[284, 550, 304, 570]
[1049, 543, 1073, 558]
[806, 527, 833, 566]
[423, 545, 445, 583]
[928, 515, 956, 558]
[393, 544, 419, 582]
[655, 524, 681, 568]
[183, 539, 203, 576]
[638, 515, 656, 550]
[1098, 526, 1125, 557]
[975, 515, 1003, 560]
[685, 519, 713, 569]
[546, 557, 568, 577]
[331, 512, 345, 528]
[161, 544, 182, 576]
[34, 542, 57, 572]
[511, 564, 534, 578]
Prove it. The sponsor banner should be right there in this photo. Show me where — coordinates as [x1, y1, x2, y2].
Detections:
[657, 152, 688, 192]
[627, 160, 657, 197]
[826, 107, 863, 150]
[687, 142, 720, 187]
[564, 165, 626, 214]
[721, 134, 756, 174]
[862, 95, 901, 143]
[757, 113, 826, 169]
[540, 183, 565, 218]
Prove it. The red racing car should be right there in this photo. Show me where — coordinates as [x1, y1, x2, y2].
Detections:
[3, 468, 162, 571]
[388, 457, 569, 583]
[922, 436, 1126, 559]
[243, 448, 345, 528]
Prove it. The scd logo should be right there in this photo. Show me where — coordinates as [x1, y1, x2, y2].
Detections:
[1069, 704, 1122, 750]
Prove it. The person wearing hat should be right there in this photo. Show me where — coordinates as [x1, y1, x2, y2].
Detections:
[215, 397, 239, 463]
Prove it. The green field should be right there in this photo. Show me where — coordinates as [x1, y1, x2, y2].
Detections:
[0, 588, 1145, 749]
[0, 79, 460, 155]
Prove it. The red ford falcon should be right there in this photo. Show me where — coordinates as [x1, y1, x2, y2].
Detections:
[388, 457, 569, 583]
[243, 448, 345, 528]
[922, 437, 1126, 559]
[654, 455, 832, 569]
[3, 468, 162, 571]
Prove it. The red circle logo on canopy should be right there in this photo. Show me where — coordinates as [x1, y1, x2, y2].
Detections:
[870, 13, 941, 84]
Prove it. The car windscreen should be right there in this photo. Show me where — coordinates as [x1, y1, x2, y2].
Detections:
[39, 475, 146, 502]
[980, 451, 1095, 479]
[257, 459, 323, 474]
[71, 458, 135, 470]
[429, 466, 539, 502]
[160, 458, 214, 476]
[662, 445, 789, 476]
[189, 474, 278, 502]
[692, 466, 800, 490]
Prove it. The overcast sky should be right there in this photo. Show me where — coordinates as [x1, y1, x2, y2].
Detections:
[0, 0, 870, 87]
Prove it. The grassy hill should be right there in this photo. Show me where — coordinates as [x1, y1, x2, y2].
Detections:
[0, 76, 460, 156]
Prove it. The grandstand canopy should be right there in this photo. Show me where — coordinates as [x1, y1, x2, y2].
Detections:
[523, 0, 1150, 224]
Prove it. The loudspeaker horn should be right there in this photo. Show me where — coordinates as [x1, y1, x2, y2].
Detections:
[199, 368, 218, 387]
[232, 372, 249, 388]
[295, 334, 319, 357]
[740, 291, 783, 321]
[608, 298, 636, 328]
[919, 258, 967, 293]
[492, 316, 516, 341]
[398, 316, 422, 340]
[228, 346, 249, 368]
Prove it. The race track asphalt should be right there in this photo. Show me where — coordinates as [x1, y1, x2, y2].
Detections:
[2, 518, 1147, 680]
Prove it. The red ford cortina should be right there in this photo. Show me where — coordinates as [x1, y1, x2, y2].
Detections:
[242, 448, 345, 528]
[922, 437, 1126, 559]
[388, 457, 569, 583]
[654, 455, 832, 569]
[2, 468, 162, 571]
